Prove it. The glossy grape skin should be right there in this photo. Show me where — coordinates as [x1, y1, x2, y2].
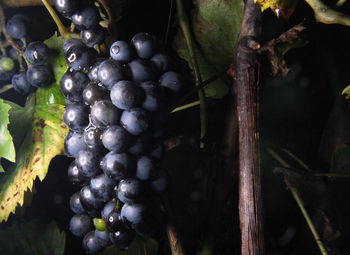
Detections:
[90, 100, 121, 128]
[25, 41, 49, 65]
[82, 83, 108, 106]
[101, 200, 117, 221]
[97, 59, 125, 89]
[105, 209, 123, 232]
[140, 81, 161, 112]
[67, 160, 88, 186]
[64, 131, 88, 158]
[87, 59, 104, 83]
[131, 32, 157, 59]
[71, 6, 100, 30]
[128, 59, 156, 82]
[101, 125, 132, 152]
[81, 26, 105, 47]
[82, 231, 103, 254]
[115, 178, 148, 204]
[79, 185, 105, 211]
[63, 38, 84, 55]
[90, 174, 116, 201]
[60, 70, 89, 102]
[110, 41, 135, 63]
[65, 44, 95, 71]
[120, 203, 150, 228]
[109, 227, 135, 250]
[136, 156, 158, 181]
[63, 103, 89, 132]
[150, 53, 168, 74]
[54, 0, 80, 16]
[70, 192, 86, 214]
[159, 71, 182, 94]
[69, 214, 93, 237]
[120, 108, 150, 135]
[6, 14, 28, 39]
[76, 150, 101, 179]
[11, 72, 32, 94]
[100, 152, 135, 181]
[26, 64, 53, 87]
[83, 128, 103, 149]
[110, 80, 144, 110]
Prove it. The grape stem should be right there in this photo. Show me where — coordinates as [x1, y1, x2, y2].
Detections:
[97, 0, 114, 31]
[175, 0, 206, 148]
[0, 84, 13, 94]
[41, 0, 70, 38]
[167, 224, 184, 255]
[171, 100, 200, 113]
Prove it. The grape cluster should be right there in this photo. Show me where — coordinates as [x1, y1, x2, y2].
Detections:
[0, 14, 53, 94]
[62, 31, 182, 253]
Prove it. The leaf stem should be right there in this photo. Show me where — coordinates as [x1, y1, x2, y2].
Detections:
[41, 0, 70, 38]
[167, 224, 184, 255]
[175, 0, 206, 148]
[0, 84, 13, 94]
[171, 100, 200, 113]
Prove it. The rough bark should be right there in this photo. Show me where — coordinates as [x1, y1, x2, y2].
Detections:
[233, 0, 263, 254]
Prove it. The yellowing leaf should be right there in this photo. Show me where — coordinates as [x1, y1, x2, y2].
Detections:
[0, 99, 15, 172]
[255, 0, 299, 19]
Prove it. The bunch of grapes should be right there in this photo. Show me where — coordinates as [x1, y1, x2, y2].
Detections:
[0, 14, 53, 94]
[56, 1, 183, 253]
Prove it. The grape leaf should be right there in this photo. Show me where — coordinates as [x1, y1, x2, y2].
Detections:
[0, 34, 68, 222]
[175, 0, 243, 99]
[0, 99, 15, 172]
[100, 236, 158, 255]
[255, 0, 298, 18]
[0, 219, 66, 255]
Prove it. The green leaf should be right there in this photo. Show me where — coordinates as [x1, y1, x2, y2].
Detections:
[175, 0, 243, 99]
[100, 236, 158, 255]
[0, 219, 66, 255]
[0, 99, 16, 172]
[0, 34, 68, 222]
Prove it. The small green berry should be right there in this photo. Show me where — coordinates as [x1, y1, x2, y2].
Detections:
[0, 57, 15, 72]
[93, 218, 106, 232]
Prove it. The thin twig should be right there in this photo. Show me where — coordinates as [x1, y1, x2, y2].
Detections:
[0, 84, 13, 94]
[97, 0, 114, 32]
[167, 224, 184, 255]
[164, 0, 174, 49]
[171, 100, 200, 113]
[175, 0, 206, 148]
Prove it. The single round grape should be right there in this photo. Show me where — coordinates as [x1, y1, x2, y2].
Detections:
[82, 231, 104, 254]
[110, 41, 135, 63]
[90, 100, 121, 128]
[81, 26, 105, 48]
[105, 209, 123, 232]
[83, 128, 103, 149]
[100, 152, 135, 181]
[90, 174, 116, 201]
[70, 192, 86, 214]
[128, 59, 156, 82]
[26, 64, 53, 87]
[6, 14, 29, 39]
[110, 80, 144, 110]
[25, 41, 49, 65]
[120, 108, 150, 135]
[150, 53, 169, 74]
[116, 178, 147, 204]
[140, 81, 161, 112]
[79, 185, 105, 211]
[64, 131, 88, 157]
[11, 71, 32, 95]
[101, 200, 117, 221]
[109, 227, 135, 251]
[131, 32, 157, 59]
[120, 203, 150, 228]
[101, 125, 132, 152]
[97, 59, 125, 89]
[63, 38, 84, 55]
[63, 103, 89, 132]
[60, 70, 89, 102]
[136, 156, 158, 181]
[67, 160, 88, 186]
[54, 0, 80, 15]
[69, 214, 93, 237]
[76, 150, 101, 178]
[65, 44, 95, 71]
[82, 83, 108, 105]
[71, 6, 100, 30]
[0, 56, 15, 72]
[87, 58, 104, 83]
[159, 71, 182, 94]
[94, 230, 111, 247]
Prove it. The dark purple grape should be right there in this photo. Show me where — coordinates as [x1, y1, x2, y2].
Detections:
[115, 178, 148, 204]
[140, 81, 161, 112]
[72, 6, 100, 30]
[54, 0, 80, 16]
[81, 26, 105, 47]
[100, 152, 134, 181]
[11, 72, 32, 94]
[76, 150, 101, 178]
[60, 70, 89, 102]
[110, 80, 144, 110]
[87, 58, 104, 83]
[65, 44, 94, 71]
[120, 108, 150, 135]
[150, 53, 168, 74]
[64, 131, 88, 157]
[105, 209, 123, 232]
[83, 128, 103, 149]
[120, 203, 151, 228]
[148, 140, 164, 160]
[68, 160, 88, 186]
[159, 71, 182, 94]
[109, 227, 135, 251]
[6, 14, 29, 39]
[97, 59, 125, 89]
[25, 41, 49, 64]
[26, 64, 53, 87]
[90, 100, 121, 128]
[63, 38, 84, 55]
[94, 230, 111, 247]
[128, 59, 156, 82]
[69, 214, 93, 237]
[128, 135, 153, 156]
[82, 231, 103, 254]
[90, 174, 116, 201]
[63, 103, 89, 132]
[150, 170, 168, 194]
[101, 125, 132, 152]
[101, 200, 117, 221]
[82, 83, 108, 105]
[136, 156, 158, 181]
[131, 32, 157, 59]
[110, 41, 135, 63]
[79, 185, 105, 210]
[70, 192, 86, 214]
